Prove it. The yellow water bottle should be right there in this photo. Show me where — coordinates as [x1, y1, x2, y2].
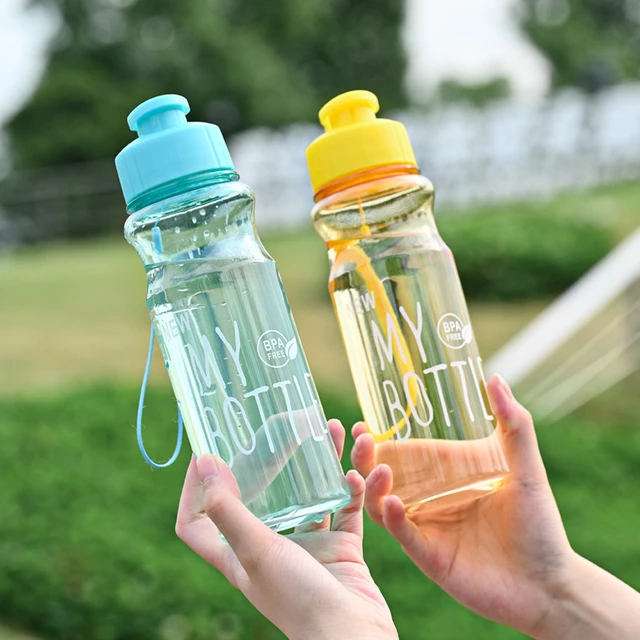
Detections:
[306, 90, 510, 514]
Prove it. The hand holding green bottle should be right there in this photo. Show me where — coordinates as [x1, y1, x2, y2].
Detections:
[176, 420, 398, 640]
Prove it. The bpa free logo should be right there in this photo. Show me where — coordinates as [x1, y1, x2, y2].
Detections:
[437, 313, 473, 349]
[257, 330, 299, 368]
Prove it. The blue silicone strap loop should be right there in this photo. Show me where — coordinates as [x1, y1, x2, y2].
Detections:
[136, 324, 184, 468]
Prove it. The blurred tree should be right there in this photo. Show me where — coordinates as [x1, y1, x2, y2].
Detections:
[519, 0, 640, 90]
[437, 77, 511, 107]
[8, 0, 406, 168]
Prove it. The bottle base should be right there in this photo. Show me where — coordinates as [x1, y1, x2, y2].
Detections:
[260, 493, 352, 533]
[404, 472, 510, 517]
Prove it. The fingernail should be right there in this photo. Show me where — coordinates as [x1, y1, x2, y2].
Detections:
[497, 374, 514, 399]
[196, 455, 220, 482]
[490, 375, 510, 417]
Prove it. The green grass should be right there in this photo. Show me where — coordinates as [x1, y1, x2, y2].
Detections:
[0, 225, 544, 397]
[443, 180, 640, 241]
[1, 382, 639, 640]
[0, 625, 39, 640]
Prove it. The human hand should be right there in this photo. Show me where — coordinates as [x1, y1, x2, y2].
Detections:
[351, 375, 576, 638]
[176, 419, 398, 640]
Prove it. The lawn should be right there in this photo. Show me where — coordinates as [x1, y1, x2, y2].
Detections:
[0, 380, 639, 640]
[0, 626, 38, 640]
[0, 223, 546, 398]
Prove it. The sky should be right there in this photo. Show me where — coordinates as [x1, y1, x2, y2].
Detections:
[403, 0, 551, 102]
[0, 0, 552, 129]
[0, 0, 58, 127]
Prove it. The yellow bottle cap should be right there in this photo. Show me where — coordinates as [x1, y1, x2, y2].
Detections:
[306, 90, 417, 195]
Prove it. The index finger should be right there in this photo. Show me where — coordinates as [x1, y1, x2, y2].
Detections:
[363, 463, 394, 527]
[175, 457, 240, 583]
[197, 455, 284, 575]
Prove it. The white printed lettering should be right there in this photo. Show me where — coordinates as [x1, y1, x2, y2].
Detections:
[399, 302, 426, 364]
[175, 312, 192, 333]
[403, 371, 434, 429]
[304, 372, 326, 433]
[361, 290, 376, 311]
[293, 375, 325, 442]
[215, 321, 246, 387]
[244, 386, 274, 453]
[272, 380, 302, 446]
[472, 357, 494, 420]
[186, 335, 221, 396]
[450, 360, 475, 422]
[382, 379, 411, 441]
[223, 396, 257, 455]
[424, 364, 451, 427]
[371, 313, 408, 371]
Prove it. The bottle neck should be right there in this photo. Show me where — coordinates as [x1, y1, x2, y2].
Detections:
[313, 164, 419, 202]
[126, 169, 239, 214]
[311, 170, 435, 248]
[124, 175, 257, 269]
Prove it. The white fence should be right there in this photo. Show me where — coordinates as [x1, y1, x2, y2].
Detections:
[233, 83, 640, 229]
[487, 228, 640, 422]
[2, 82, 640, 242]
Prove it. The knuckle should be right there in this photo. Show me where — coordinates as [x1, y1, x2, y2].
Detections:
[364, 504, 385, 527]
[242, 537, 281, 575]
[201, 483, 225, 519]
[515, 405, 533, 425]
[174, 518, 191, 544]
[174, 513, 193, 542]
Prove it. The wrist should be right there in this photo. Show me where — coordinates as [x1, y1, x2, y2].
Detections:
[309, 625, 398, 640]
[534, 552, 640, 640]
[294, 617, 398, 640]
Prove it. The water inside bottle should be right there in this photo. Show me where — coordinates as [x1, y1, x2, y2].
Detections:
[330, 234, 509, 512]
[150, 257, 350, 530]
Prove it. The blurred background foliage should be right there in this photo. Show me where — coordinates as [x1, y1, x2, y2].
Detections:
[7, 0, 405, 168]
[437, 76, 512, 107]
[12, 0, 640, 166]
[520, 0, 640, 91]
[1, 384, 639, 640]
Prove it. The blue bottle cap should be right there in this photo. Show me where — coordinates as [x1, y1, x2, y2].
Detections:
[115, 94, 235, 206]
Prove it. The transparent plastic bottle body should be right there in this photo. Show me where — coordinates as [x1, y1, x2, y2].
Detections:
[313, 169, 509, 514]
[126, 173, 350, 531]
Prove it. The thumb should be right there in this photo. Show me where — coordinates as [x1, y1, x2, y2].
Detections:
[196, 455, 282, 570]
[488, 375, 548, 489]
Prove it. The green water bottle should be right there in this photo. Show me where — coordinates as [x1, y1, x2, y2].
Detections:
[115, 94, 350, 531]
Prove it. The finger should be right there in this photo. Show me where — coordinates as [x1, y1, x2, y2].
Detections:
[331, 470, 365, 537]
[351, 432, 376, 478]
[197, 455, 283, 575]
[175, 457, 239, 583]
[382, 495, 438, 576]
[488, 375, 548, 489]
[351, 421, 368, 440]
[363, 464, 393, 527]
[328, 418, 346, 460]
